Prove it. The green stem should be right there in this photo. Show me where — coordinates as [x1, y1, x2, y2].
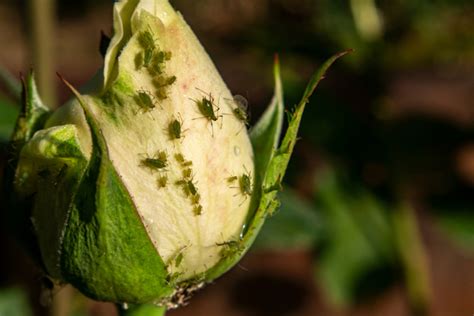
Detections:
[49, 285, 73, 316]
[28, 0, 57, 107]
[117, 304, 167, 316]
[392, 201, 431, 316]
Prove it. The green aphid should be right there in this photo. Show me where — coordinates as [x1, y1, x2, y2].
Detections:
[140, 150, 168, 171]
[187, 180, 198, 196]
[175, 179, 198, 197]
[239, 173, 252, 197]
[168, 115, 184, 140]
[175, 252, 184, 268]
[138, 30, 156, 50]
[217, 240, 244, 258]
[228, 170, 252, 197]
[166, 271, 183, 285]
[232, 95, 249, 124]
[195, 96, 218, 122]
[233, 107, 249, 125]
[143, 47, 155, 68]
[157, 176, 168, 189]
[182, 160, 192, 167]
[154, 76, 177, 88]
[191, 193, 201, 205]
[149, 51, 172, 74]
[175, 153, 185, 164]
[193, 205, 203, 216]
[134, 91, 156, 112]
[182, 168, 192, 179]
[155, 88, 168, 101]
[175, 153, 192, 167]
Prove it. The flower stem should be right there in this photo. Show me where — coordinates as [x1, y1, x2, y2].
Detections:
[28, 0, 57, 107]
[116, 304, 167, 316]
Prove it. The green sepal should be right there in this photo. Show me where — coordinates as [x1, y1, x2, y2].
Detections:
[205, 51, 351, 281]
[2, 73, 52, 269]
[11, 72, 51, 149]
[59, 82, 173, 303]
[15, 125, 89, 279]
[250, 56, 285, 192]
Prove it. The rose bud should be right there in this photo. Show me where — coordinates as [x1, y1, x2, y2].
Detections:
[3, 0, 348, 310]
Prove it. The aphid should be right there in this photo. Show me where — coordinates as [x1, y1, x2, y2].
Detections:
[175, 153, 185, 164]
[138, 30, 156, 49]
[223, 94, 250, 134]
[192, 91, 223, 136]
[191, 193, 201, 205]
[232, 106, 249, 124]
[168, 115, 185, 141]
[227, 176, 238, 183]
[134, 90, 156, 113]
[238, 173, 252, 197]
[155, 87, 169, 101]
[217, 240, 244, 258]
[157, 176, 168, 189]
[193, 205, 203, 216]
[182, 168, 192, 179]
[195, 96, 218, 121]
[233, 94, 248, 110]
[166, 271, 183, 285]
[228, 167, 253, 205]
[175, 252, 184, 268]
[140, 150, 168, 171]
[142, 47, 155, 68]
[154, 75, 176, 88]
[175, 179, 198, 197]
[187, 180, 198, 196]
[148, 52, 172, 76]
[232, 95, 250, 125]
[175, 153, 193, 167]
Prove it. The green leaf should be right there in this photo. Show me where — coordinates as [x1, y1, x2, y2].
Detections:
[205, 52, 349, 281]
[314, 169, 397, 306]
[0, 288, 32, 316]
[253, 189, 323, 251]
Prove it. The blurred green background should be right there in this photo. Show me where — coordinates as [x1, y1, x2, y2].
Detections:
[1, 0, 473, 315]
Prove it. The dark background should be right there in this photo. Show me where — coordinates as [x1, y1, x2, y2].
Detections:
[0, 0, 473, 315]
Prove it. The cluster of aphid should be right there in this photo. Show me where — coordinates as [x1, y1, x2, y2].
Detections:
[135, 30, 176, 101]
[174, 153, 202, 216]
[137, 90, 253, 223]
[192, 92, 250, 137]
[130, 32, 255, 268]
[217, 239, 245, 259]
[157, 281, 205, 310]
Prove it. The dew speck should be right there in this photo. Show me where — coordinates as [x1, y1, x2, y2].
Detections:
[234, 146, 241, 156]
